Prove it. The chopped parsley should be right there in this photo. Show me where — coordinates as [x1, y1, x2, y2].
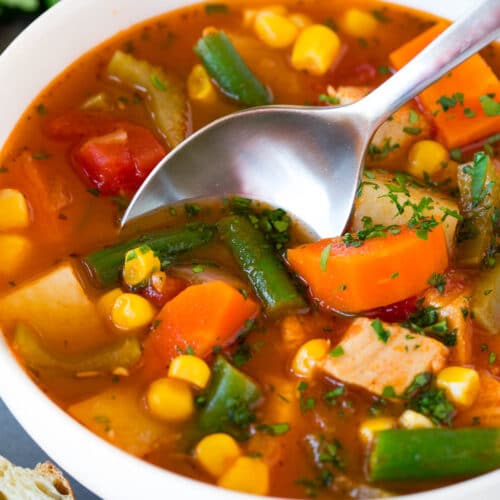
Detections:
[0, 167, 8, 173]
[342, 216, 400, 247]
[184, 203, 201, 217]
[367, 138, 400, 161]
[87, 188, 100, 197]
[403, 126, 422, 135]
[464, 107, 476, 118]
[382, 385, 396, 398]
[225, 397, 256, 431]
[408, 385, 455, 426]
[450, 147, 463, 162]
[232, 342, 252, 367]
[371, 9, 390, 22]
[440, 207, 463, 222]
[205, 3, 228, 15]
[32, 152, 50, 160]
[436, 92, 464, 112]
[329, 345, 344, 357]
[318, 94, 340, 105]
[298, 381, 316, 413]
[324, 386, 345, 404]
[257, 422, 290, 436]
[36, 103, 48, 115]
[428, 272, 447, 294]
[317, 437, 345, 470]
[408, 109, 419, 124]
[378, 65, 390, 75]
[371, 318, 390, 343]
[150, 74, 167, 91]
[479, 94, 500, 116]
[296, 470, 333, 498]
[489, 352, 497, 364]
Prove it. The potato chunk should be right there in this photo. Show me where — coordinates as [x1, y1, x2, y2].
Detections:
[68, 384, 170, 457]
[0, 262, 110, 353]
[353, 170, 459, 254]
[326, 86, 431, 168]
[320, 318, 448, 397]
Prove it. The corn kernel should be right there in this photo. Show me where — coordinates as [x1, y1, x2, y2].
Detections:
[111, 293, 156, 331]
[217, 456, 270, 495]
[291, 25, 341, 76]
[254, 11, 298, 49]
[0, 234, 31, 275]
[291, 338, 330, 378]
[359, 417, 397, 445]
[288, 13, 313, 29]
[168, 354, 211, 389]
[436, 366, 480, 408]
[97, 288, 123, 321]
[188, 64, 218, 104]
[0, 189, 30, 230]
[195, 433, 242, 477]
[123, 245, 160, 287]
[399, 409, 434, 429]
[146, 377, 194, 421]
[341, 8, 378, 38]
[407, 140, 449, 179]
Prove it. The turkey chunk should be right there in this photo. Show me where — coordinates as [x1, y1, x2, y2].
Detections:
[320, 318, 448, 397]
[327, 85, 431, 168]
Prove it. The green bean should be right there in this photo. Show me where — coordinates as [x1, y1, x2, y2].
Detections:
[197, 356, 260, 440]
[369, 428, 500, 481]
[218, 215, 307, 316]
[84, 223, 216, 288]
[194, 31, 272, 106]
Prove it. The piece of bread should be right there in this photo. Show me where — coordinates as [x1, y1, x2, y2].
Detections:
[0, 456, 74, 499]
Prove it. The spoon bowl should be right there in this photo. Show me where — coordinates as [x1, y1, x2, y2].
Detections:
[122, 0, 500, 236]
[123, 104, 368, 238]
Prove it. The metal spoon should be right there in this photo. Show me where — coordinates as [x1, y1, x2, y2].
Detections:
[122, 0, 500, 238]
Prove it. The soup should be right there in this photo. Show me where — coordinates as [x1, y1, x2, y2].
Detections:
[1, 1, 500, 498]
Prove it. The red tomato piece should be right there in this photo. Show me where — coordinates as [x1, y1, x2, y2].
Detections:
[141, 274, 188, 308]
[44, 110, 114, 141]
[72, 123, 166, 195]
[364, 296, 418, 323]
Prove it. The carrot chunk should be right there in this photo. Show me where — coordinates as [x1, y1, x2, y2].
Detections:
[141, 281, 259, 377]
[286, 225, 448, 313]
[390, 22, 500, 148]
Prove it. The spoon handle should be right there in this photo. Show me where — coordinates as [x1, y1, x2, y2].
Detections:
[360, 0, 500, 128]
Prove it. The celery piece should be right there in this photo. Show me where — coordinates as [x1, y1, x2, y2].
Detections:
[473, 265, 500, 334]
[14, 323, 141, 374]
[457, 153, 500, 266]
[107, 50, 187, 149]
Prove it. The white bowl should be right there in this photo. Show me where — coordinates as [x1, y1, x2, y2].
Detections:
[0, 1, 499, 498]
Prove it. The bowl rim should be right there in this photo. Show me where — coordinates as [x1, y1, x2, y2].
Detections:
[0, 1, 499, 499]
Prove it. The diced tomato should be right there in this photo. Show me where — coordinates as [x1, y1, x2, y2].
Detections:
[364, 296, 418, 323]
[141, 274, 188, 308]
[44, 110, 115, 141]
[71, 123, 166, 195]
